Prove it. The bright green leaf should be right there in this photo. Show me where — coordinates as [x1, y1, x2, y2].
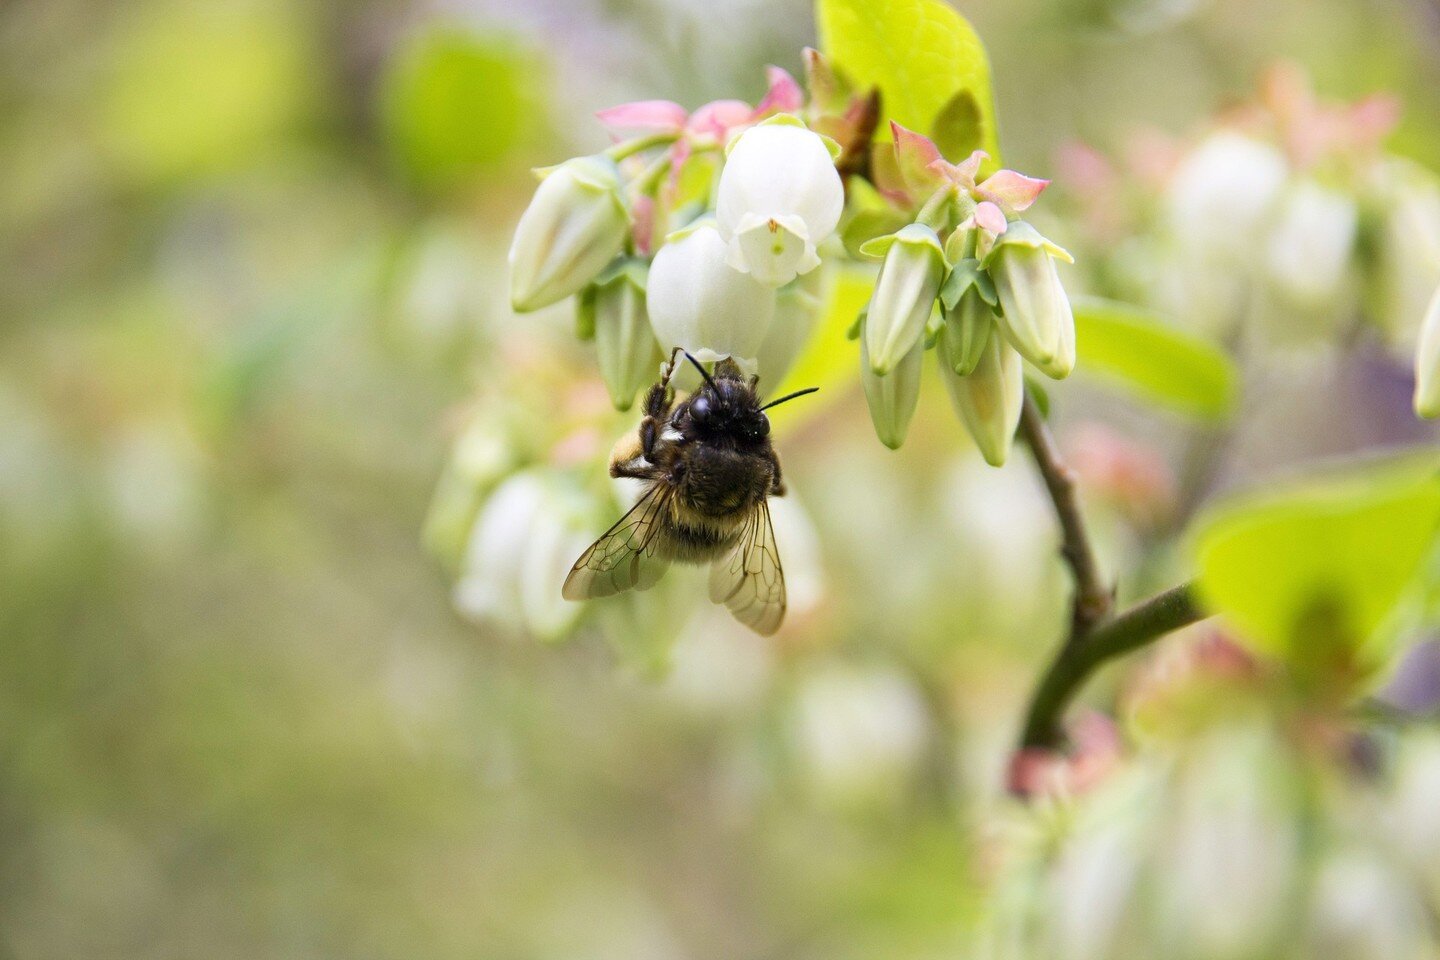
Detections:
[1192, 453, 1440, 691]
[380, 26, 547, 189]
[1071, 297, 1238, 420]
[816, 0, 1000, 163]
[768, 265, 876, 424]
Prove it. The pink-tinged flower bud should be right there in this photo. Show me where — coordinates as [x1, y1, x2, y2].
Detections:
[508, 156, 629, 312]
[861, 223, 946, 375]
[939, 327, 1023, 467]
[647, 222, 777, 365]
[1413, 284, 1440, 418]
[583, 261, 663, 411]
[938, 258, 999, 376]
[716, 120, 844, 287]
[983, 221, 1076, 380]
[860, 319, 924, 450]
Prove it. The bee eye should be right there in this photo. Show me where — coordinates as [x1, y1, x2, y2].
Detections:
[690, 396, 711, 424]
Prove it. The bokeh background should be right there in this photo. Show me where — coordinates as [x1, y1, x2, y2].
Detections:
[4, 0, 1440, 957]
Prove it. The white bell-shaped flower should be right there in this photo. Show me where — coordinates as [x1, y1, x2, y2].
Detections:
[508, 156, 629, 312]
[716, 122, 844, 287]
[647, 222, 777, 365]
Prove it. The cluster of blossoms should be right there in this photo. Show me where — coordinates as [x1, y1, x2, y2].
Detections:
[507, 53, 1075, 463]
[1055, 63, 1440, 419]
[986, 631, 1440, 960]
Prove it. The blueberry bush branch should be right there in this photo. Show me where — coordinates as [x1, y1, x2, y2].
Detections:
[1015, 390, 1209, 751]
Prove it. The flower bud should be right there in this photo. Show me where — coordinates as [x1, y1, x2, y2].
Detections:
[861, 223, 946, 375]
[1413, 284, 1440, 418]
[938, 258, 998, 376]
[756, 264, 830, 387]
[716, 121, 844, 287]
[939, 325, 1022, 467]
[984, 221, 1076, 380]
[647, 222, 777, 365]
[509, 156, 630, 313]
[588, 261, 664, 411]
[860, 319, 924, 450]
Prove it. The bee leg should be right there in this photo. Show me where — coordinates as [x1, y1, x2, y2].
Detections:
[767, 451, 786, 497]
[610, 457, 658, 480]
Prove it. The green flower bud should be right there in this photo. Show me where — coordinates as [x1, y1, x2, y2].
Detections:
[983, 221, 1076, 380]
[509, 156, 629, 313]
[938, 258, 999, 376]
[860, 320, 924, 450]
[591, 260, 663, 411]
[939, 324, 1022, 467]
[860, 223, 947, 376]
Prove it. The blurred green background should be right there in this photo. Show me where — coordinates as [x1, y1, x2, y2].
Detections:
[4, 0, 1440, 957]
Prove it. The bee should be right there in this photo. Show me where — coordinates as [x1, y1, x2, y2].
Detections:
[562, 348, 818, 635]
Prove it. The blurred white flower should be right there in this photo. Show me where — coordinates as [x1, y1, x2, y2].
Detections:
[862, 223, 947, 375]
[790, 664, 929, 804]
[716, 122, 843, 287]
[1166, 132, 1288, 257]
[454, 472, 592, 640]
[1265, 178, 1357, 311]
[647, 222, 777, 365]
[1305, 849, 1432, 960]
[509, 155, 629, 312]
[1152, 729, 1302, 959]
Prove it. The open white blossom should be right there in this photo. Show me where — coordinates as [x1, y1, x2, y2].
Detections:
[647, 222, 777, 365]
[716, 123, 844, 287]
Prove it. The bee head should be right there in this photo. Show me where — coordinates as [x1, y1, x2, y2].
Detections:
[679, 353, 815, 446]
[686, 389, 770, 444]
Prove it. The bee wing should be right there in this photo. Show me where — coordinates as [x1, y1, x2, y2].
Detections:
[708, 500, 786, 636]
[562, 484, 672, 600]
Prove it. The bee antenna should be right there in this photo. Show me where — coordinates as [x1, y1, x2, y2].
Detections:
[759, 386, 820, 410]
[683, 352, 719, 391]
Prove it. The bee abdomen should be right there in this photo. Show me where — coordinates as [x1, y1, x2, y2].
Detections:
[657, 521, 740, 563]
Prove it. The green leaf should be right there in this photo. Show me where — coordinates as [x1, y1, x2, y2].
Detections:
[380, 26, 547, 189]
[1071, 297, 1238, 420]
[1192, 453, 1440, 691]
[816, 0, 1000, 163]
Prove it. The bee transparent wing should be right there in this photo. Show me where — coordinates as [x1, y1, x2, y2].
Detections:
[708, 500, 786, 636]
[562, 484, 672, 600]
